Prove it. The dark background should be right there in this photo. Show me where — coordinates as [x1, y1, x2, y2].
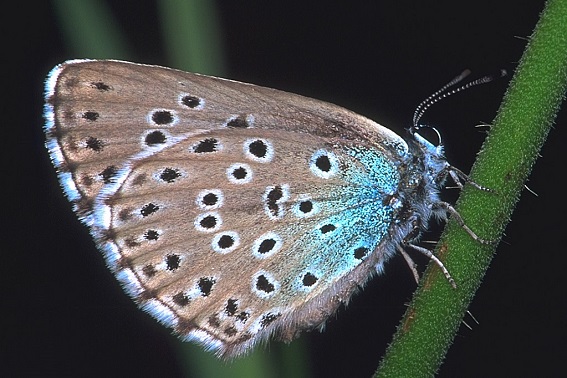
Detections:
[8, 1, 566, 377]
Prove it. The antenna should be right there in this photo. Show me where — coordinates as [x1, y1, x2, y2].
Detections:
[412, 69, 507, 128]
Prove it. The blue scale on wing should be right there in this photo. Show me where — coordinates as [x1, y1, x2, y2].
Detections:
[283, 147, 401, 295]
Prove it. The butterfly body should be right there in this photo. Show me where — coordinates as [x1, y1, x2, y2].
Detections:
[45, 60, 453, 357]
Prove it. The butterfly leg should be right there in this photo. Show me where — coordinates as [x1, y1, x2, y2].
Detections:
[447, 165, 492, 192]
[434, 201, 494, 244]
[402, 243, 457, 288]
[397, 245, 420, 285]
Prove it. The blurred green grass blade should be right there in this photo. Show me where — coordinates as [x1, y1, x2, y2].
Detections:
[174, 323, 311, 378]
[177, 342, 278, 378]
[158, 0, 226, 75]
[280, 339, 311, 378]
[52, 0, 132, 59]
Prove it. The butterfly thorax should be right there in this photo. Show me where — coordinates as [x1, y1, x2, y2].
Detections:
[388, 130, 449, 245]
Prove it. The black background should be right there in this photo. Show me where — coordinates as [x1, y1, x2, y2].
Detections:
[8, 1, 566, 377]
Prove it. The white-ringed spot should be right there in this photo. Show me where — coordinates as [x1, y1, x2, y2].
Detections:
[251, 271, 279, 299]
[252, 232, 283, 259]
[226, 163, 253, 184]
[196, 189, 224, 210]
[194, 212, 222, 232]
[243, 138, 274, 163]
[310, 149, 339, 179]
[211, 231, 240, 254]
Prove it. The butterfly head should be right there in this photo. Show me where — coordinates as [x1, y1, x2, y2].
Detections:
[407, 124, 449, 188]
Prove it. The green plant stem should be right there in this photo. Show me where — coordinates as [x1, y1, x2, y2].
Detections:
[376, 0, 567, 376]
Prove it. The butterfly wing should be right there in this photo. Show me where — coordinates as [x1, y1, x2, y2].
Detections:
[44, 60, 409, 357]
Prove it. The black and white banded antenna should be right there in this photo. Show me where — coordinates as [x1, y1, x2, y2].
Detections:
[412, 69, 507, 129]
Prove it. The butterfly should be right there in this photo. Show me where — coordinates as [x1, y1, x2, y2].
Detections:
[44, 60, 491, 358]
